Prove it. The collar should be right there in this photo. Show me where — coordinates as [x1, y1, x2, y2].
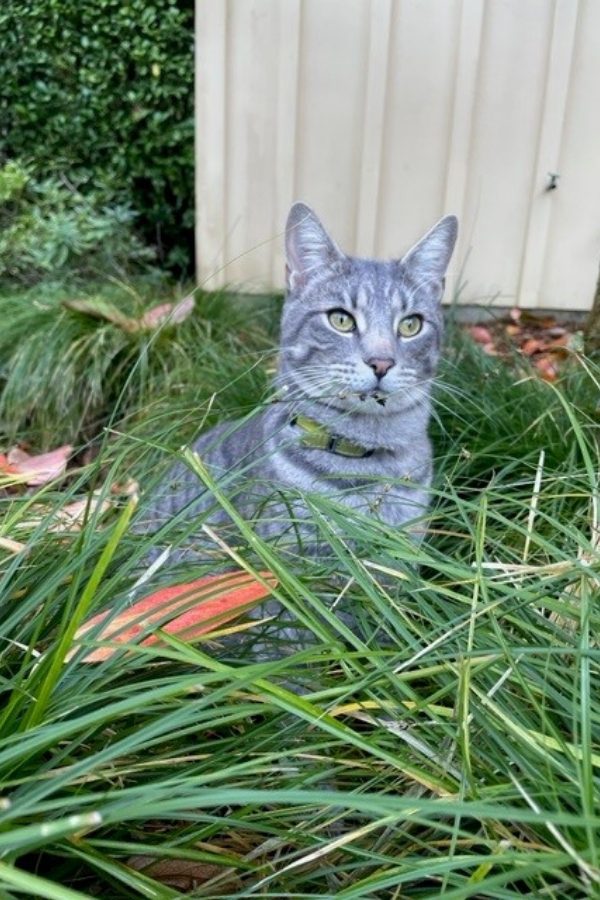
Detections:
[290, 415, 374, 459]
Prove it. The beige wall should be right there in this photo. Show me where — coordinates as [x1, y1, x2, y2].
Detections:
[195, 0, 600, 310]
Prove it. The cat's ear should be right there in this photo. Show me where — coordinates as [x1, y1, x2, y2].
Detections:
[285, 202, 343, 290]
[400, 215, 458, 284]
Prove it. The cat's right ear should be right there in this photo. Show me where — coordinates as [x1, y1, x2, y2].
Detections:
[285, 202, 343, 290]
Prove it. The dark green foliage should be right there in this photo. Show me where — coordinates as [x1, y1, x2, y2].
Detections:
[0, 160, 156, 283]
[0, 0, 194, 273]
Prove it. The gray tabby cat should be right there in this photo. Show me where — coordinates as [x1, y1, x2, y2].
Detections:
[144, 203, 457, 553]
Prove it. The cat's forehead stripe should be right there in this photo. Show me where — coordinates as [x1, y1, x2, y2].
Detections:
[356, 286, 370, 309]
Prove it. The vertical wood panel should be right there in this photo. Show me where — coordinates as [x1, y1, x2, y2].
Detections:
[195, 0, 227, 287]
[195, 0, 600, 310]
[376, 0, 461, 260]
[355, 0, 393, 256]
[225, 1, 279, 288]
[294, 0, 370, 252]
[442, 0, 485, 299]
[460, 0, 554, 304]
[540, 0, 600, 310]
[517, 0, 580, 308]
[270, 0, 302, 285]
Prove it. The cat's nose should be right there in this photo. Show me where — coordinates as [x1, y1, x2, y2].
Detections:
[367, 357, 396, 378]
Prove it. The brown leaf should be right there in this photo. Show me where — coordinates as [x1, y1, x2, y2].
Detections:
[2, 445, 72, 486]
[534, 354, 559, 381]
[521, 338, 542, 356]
[468, 325, 493, 345]
[505, 324, 521, 337]
[127, 856, 224, 891]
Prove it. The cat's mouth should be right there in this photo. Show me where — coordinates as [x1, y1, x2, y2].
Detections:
[339, 389, 388, 407]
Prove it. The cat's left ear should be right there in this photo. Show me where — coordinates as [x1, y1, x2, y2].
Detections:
[400, 215, 458, 285]
[285, 202, 343, 290]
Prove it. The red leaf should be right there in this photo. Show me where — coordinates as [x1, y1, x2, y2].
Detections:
[468, 325, 493, 345]
[72, 570, 278, 662]
[1, 445, 72, 486]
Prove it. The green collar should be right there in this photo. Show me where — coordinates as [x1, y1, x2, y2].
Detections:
[290, 415, 374, 459]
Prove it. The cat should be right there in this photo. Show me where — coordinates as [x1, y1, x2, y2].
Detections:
[141, 203, 458, 557]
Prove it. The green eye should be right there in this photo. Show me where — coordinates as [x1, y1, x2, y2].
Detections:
[328, 309, 356, 333]
[398, 314, 423, 338]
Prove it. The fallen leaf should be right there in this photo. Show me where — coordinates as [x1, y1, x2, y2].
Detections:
[71, 570, 278, 662]
[1, 445, 72, 486]
[139, 293, 195, 330]
[127, 856, 225, 891]
[546, 326, 567, 338]
[505, 324, 521, 337]
[521, 338, 542, 356]
[64, 294, 195, 334]
[468, 325, 493, 345]
[49, 495, 112, 532]
[0, 536, 27, 555]
[481, 343, 499, 356]
[509, 307, 521, 322]
[534, 354, 559, 381]
[63, 297, 136, 331]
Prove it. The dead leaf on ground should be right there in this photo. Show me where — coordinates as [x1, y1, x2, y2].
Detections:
[18, 493, 113, 533]
[70, 569, 278, 662]
[127, 856, 234, 892]
[62, 297, 134, 330]
[467, 325, 493, 345]
[533, 354, 560, 382]
[465, 309, 580, 382]
[521, 338, 543, 356]
[0, 536, 27, 555]
[0, 445, 72, 486]
[138, 294, 195, 330]
[63, 293, 195, 334]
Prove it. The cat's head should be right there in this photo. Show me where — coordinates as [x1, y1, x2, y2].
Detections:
[278, 202, 458, 415]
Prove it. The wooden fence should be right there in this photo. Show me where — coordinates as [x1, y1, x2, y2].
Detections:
[195, 0, 600, 310]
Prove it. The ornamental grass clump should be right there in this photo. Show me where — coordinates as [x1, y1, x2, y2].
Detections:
[0, 312, 597, 897]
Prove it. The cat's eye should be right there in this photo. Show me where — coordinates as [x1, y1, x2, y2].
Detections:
[327, 309, 356, 333]
[398, 314, 423, 338]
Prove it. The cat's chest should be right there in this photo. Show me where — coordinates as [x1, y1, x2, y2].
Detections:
[269, 437, 431, 511]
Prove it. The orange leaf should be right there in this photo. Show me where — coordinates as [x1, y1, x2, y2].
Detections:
[72, 570, 278, 662]
[138, 294, 195, 330]
[521, 338, 542, 356]
[534, 355, 559, 382]
[2, 445, 72, 486]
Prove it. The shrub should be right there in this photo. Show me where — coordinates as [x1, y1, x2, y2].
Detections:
[0, 0, 194, 273]
[0, 160, 156, 283]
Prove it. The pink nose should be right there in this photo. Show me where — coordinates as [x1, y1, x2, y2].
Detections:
[367, 357, 395, 378]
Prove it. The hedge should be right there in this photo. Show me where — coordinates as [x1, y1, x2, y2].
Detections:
[0, 0, 194, 273]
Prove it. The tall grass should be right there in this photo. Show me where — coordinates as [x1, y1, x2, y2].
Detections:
[0, 296, 598, 897]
